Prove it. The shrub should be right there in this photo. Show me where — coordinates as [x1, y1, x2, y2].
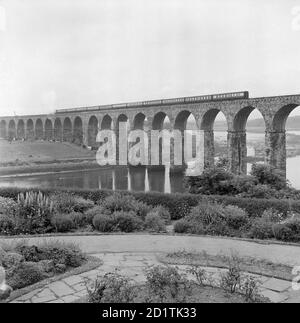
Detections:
[173, 219, 194, 233]
[7, 261, 45, 289]
[92, 214, 116, 232]
[51, 193, 94, 214]
[220, 255, 242, 293]
[185, 166, 235, 195]
[51, 214, 75, 232]
[187, 202, 225, 226]
[261, 208, 285, 223]
[145, 213, 166, 232]
[84, 205, 111, 225]
[144, 265, 192, 302]
[0, 214, 15, 234]
[15, 191, 54, 234]
[69, 211, 87, 228]
[224, 205, 249, 230]
[246, 184, 278, 199]
[272, 223, 294, 242]
[99, 193, 138, 213]
[17, 241, 85, 267]
[247, 218, 274, 240]
[86, 272, 137, 303]
[273, 218, 300, 242]
[250, 163, 287, 190]
[150, 205, 171, 224]
[0, 196, 17, 216]
[113, 211, 144, 232]
[133, 201, 152, 219]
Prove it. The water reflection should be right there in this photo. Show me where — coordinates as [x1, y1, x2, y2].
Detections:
[1, 156, 300, 192]
[0, 166, 186, 193]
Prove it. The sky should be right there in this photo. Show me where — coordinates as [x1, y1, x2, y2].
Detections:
[0, 0, 300, 119]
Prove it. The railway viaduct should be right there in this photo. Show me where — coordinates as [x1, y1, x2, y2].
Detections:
[1, 92, 300, 176]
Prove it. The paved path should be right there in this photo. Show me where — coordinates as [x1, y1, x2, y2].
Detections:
[9, 252, 300, 303]
[2, 234, 300, 303]
[4, 234, 300, 266]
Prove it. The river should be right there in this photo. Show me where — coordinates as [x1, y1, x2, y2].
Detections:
[0, 131, 299, 192]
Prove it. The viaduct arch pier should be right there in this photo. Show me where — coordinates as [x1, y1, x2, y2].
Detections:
[1, 91, 299, 177]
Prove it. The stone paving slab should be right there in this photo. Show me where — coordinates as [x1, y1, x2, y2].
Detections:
[62, 275, 84, 286]
[9, 251, 296, 303]
[48, 281, 75, 297]
[262, 278, 291, 292]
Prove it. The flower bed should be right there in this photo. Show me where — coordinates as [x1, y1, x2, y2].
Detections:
[0, 240, 86, 293]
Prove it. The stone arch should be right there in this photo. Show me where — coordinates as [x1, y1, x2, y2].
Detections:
[101, 114, 113, 130]
[152, 112, 171, 130]
[0, 120, 6, 138]
[174, 110, 195, 131]
[200, 109, 227, 131]
[8, 120, 16, 140]
[73, 116, 83, 145]
[199, 109, 228, 168]
[231, 106, 266, 174]
[133, 113, 146, 130]
[233, 106, 265, 131]
[267, 103, 300, 177]
[54, 118, 63, 141]
[63, 117, 72, 142]
[87, 115, 98, 147]
[272, 104, 299, 132]
[45, 119, 53, 140]
[17, 119, 25, 139]
[26, 119, 34, 140]
[35, 119, 44, 139]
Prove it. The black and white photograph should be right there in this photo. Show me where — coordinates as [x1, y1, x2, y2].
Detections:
[1, 0, 300, 310]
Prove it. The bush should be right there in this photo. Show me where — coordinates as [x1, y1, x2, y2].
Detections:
[173, 219, 194, 233]
[144, 265, 192, 302]
[92, 214, 116, 232]
[185, 167, 234, 195]
[273, 218, 300, 242]
[17, 241, 86, 267]
[51, 214, 75, 232]
[150, 205, 171, 224]
[99, 193, 139, 213]
[7, 261, 45, 289]
[15, 191, 54, 234]
[51, 193, 94, 214]
[0, 214, 15, 234]
[84, 205, 111, 224]
[113, 211, 144, 232]
[261, 208, 285, 223]
[224, 205, 249, 230]
[0, 196, 17, 216]
[250, 163, 287, 190]
[247, 218, 274, 240]
[272, 223, 294, 242]
[145, 213, 166, 232]
[87, 272, 136, 303]
[69, 211, 88, 228]
[187, 202, 225, 225]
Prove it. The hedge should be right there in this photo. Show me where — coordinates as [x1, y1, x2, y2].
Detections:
[1, 187, 300, 220]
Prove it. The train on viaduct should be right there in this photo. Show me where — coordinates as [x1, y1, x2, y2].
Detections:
[0, 91, 300, 176]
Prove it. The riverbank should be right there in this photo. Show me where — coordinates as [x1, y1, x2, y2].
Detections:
[0, 140, 99, 176]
